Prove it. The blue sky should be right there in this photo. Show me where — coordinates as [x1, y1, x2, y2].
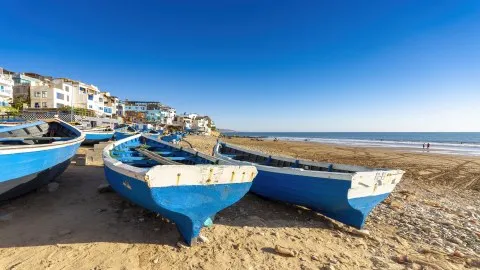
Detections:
[1, 1, 479, 131]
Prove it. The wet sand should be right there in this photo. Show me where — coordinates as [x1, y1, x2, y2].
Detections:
[1, 138, 479, 270]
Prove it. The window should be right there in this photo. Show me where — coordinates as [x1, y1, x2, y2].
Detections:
[42, 102, 47, 108]
[88, 94, 93, 101]
[34, 91, 41, 97]
[99, 98, 103, 102]
[67, 95, 69, 102]
[64, 86, 70, 92]
[57, 103, 64, 108]
[0, 86, 3, 90]
[89, 105, 93, 109]
[34, 102, 40, 108]
[42, 91, 47, 98]
[99, 107, 103, 110]
[56, 93, 64, 100]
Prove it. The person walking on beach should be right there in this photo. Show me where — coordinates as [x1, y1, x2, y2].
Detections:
[427, 143, 430, 150]
[423, 143, 425, 150]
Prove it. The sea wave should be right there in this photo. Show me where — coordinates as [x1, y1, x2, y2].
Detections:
[266, 136, 480, 156]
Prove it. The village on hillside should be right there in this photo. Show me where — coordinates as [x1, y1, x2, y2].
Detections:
[0, 67, 216, 135]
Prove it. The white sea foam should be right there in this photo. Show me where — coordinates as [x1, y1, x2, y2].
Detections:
[268, 136, 480, 156]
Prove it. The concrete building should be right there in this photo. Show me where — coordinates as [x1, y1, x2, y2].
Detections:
[12, 73, 48, 104]
[101, 92, 119, 117]
[0, 68, 14, 107]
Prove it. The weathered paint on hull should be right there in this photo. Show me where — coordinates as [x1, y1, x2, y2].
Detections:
[83, 132, 114, 145]
[104, 166, 252, 245]
[250, 169, 388, 228]
[0, 159, 71, 201]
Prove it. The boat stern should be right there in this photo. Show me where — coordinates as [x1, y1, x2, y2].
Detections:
[146, 164, 257, 245]
[346, 169, 405, 227]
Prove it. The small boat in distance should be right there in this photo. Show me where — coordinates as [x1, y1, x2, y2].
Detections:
[82, 127, 115, 145]
[114, 125, 138, 141]
[214, 142, 404, 229]
[103, 134, 257, 245]
[0, 119, 85, 200]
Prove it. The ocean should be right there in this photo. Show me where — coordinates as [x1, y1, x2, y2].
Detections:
[223, 132, 480, 156]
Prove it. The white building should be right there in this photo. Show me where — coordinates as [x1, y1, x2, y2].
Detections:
[0, 68, 14, 107]
[192, 116, 211, 135]
[30, 83, 73, 109]
[101, 92, 119, 117]
[72, 81, 104, 116]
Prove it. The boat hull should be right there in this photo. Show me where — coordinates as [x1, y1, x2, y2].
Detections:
[0, 158, 72, 201]
[250, 168, 390, 228]
[103, 134, 257, 245]
[104, 165, 252, 245]
[214, 142, 403, 229]
[0, 131, 83, 200]
[114, 131, 137, 141]
[83, 131, 114, 145]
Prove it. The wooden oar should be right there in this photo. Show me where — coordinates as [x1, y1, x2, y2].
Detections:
[135, 147, 182, 165]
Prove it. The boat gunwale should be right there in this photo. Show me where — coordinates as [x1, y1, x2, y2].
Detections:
[0, 119, 85, 153]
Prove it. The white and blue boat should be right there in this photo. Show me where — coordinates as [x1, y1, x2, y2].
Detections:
[103, 134, 257, 245]
[214, 142, 404, 229]
[0, 119, 85, 201]
[82, 127, 115, 145]
[114, 125, 138, 141]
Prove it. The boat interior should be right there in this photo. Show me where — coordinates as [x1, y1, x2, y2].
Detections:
[111, 136, 220, 168]
[218, 143, 371, 173]
[0, 120, 78, 146]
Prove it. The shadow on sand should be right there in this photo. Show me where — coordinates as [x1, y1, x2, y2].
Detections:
[0, 163, 335, 249]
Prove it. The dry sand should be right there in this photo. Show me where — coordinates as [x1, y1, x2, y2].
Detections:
[1, 137, 479, 270]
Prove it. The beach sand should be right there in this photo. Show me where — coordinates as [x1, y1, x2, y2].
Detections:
[1, 138, 479, 269]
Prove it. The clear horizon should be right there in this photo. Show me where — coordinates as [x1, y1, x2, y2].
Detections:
[1, 1, 479, 132]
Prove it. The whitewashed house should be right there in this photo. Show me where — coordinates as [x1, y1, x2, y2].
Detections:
[0, 68, 14, 107]
[192, 116, 211, 135]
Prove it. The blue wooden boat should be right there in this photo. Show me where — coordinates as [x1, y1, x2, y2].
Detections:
[82, 127, 115, 145]
[0, 119, 85, 200]
[214, 142, 404, 229]
[114, 125, 138, 141]
[103, 134, 257, 245]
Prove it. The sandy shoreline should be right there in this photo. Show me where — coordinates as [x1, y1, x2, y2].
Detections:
[1, 136, 479, 269]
